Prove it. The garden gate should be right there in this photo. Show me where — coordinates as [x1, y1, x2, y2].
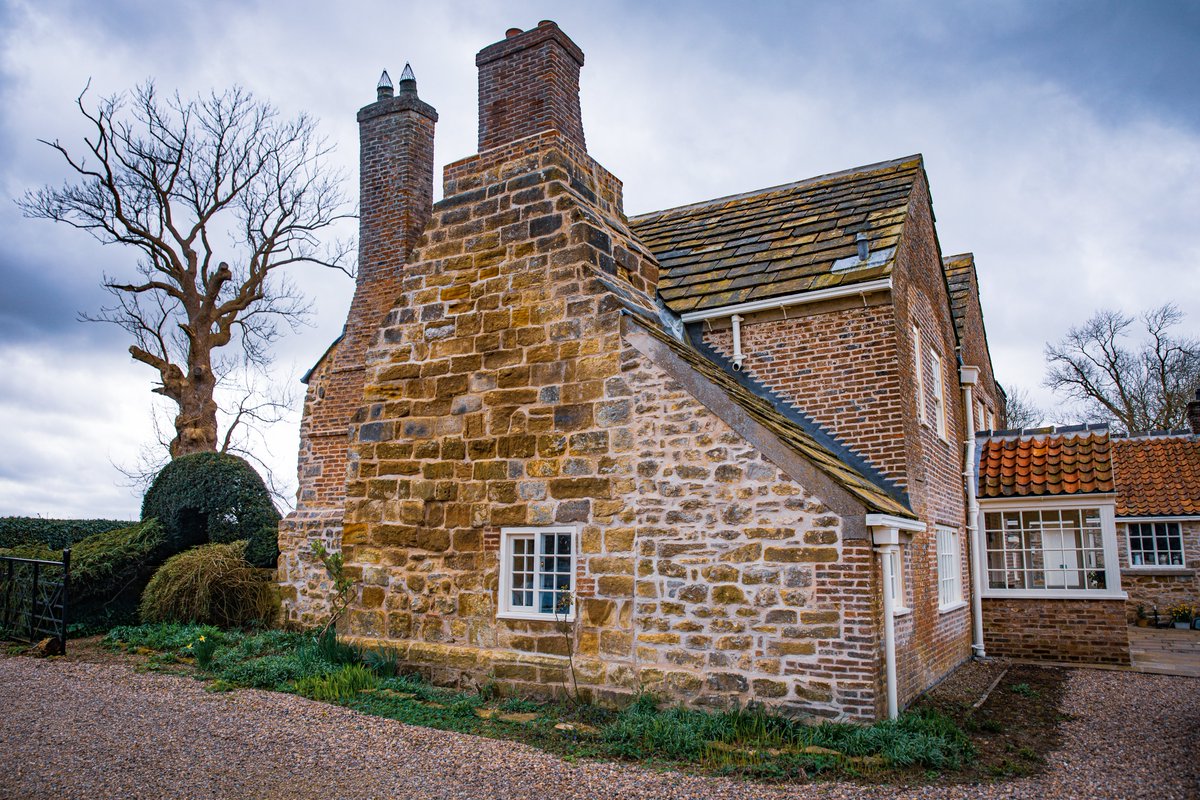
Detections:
[0, 550, 70, 652]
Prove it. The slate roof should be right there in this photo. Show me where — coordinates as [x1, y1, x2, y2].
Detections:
[626, 314, 915, 518]
[942, 253, 977, 346]
[1112, 434, 1200, 517]
[629, 155, 923, 315]
[977, 426, 1115, 498]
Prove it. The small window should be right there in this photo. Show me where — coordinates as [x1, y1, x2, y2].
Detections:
[975, 399, 987, 433]
[937, 527, 962, 608]
[499, 527, 575, 620]
[987, 408, 996, 432]
[884, 549, 908, 613]
[930, 351, 948, 440]
[913, 324, 927, 423]
[1127, 522, 1184, 567]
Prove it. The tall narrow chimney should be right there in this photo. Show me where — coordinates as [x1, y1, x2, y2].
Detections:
[1187, 388, 1200, 435]
[356, 64, 438, 279]
[476, 20, 586, 152]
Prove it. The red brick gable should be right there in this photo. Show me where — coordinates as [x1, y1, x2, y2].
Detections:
[977, 428, 1115, 498]
[1112, 434, 1200, 517]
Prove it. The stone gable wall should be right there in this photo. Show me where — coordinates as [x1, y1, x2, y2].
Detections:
[312, 133, 884, 719]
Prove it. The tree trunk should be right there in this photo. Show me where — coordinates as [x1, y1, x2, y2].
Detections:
[169, 360, 219, 457]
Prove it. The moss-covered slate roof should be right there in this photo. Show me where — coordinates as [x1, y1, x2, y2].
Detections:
[628, 315, 915, 518]
[629, 155, 922, 314]
[942, 253, 976, 346]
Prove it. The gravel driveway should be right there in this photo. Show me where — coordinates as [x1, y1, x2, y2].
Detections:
[0, 655, 1196, 800]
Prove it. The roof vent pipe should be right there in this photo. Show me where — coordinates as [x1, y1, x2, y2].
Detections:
[730, 314, 745, 371]
[856, 232, 870, 261]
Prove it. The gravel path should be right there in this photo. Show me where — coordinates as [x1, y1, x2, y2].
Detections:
[0, 656, 1196, 800]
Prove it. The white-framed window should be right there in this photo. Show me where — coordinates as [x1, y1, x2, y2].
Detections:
[930, 350, 948, 440]
[987, 408, 997, 432]
[1126, 521, 1185, 567]
[980, 500, 1124, 598]
[498, 526, 575, 621]
[913, 324, 927, 424]
[975, 399, 987, 433]
[884, 549, 909, 614]
[936, 527, 963, 609]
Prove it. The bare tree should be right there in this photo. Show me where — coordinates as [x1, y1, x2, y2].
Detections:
[1044, 303, 1200, 432]
[19, 83, 351, 457]
[1002, 386, 1043, 430]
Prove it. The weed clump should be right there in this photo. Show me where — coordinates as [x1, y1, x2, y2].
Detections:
[139, 541, 279, 628]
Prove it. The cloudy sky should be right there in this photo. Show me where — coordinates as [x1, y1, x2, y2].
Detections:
[1, 0, 1197, 520]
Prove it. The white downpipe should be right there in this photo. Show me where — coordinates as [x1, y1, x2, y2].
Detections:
[878, 543, 899, 720]
[960, 367, 986, 658]
[730, 314, 744, 371]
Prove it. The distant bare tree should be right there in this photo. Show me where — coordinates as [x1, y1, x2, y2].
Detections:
[19, 83, 351, 458]
[1002, 386, 1043, 429]
[1044, 303, 1199, 432]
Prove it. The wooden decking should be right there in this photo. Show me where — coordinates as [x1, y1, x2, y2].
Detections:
[1128, 626, 1200, 678]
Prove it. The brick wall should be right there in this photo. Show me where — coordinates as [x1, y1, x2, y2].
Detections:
[982, 598, 1131, 664]
[702, 298, 907, 486]
[1119, 519, 1200, 622]
[477, 22, 586, 152]
[278, 76, 438, 624]
[888, 172, 974, 704]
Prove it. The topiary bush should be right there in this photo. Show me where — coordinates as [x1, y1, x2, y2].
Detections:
[0, 517, 134, 550]
[139, 541, 280, 628]
[141, 452, 280, 566]
[0, 520, 170, 632]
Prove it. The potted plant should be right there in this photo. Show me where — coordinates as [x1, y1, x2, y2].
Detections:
[1166, 603, 1195, 630]
[1135, 605, 1150, 627]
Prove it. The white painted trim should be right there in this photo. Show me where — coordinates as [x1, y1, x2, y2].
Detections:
[978, 495, 1116, 510]
[961, 379, 986, 657]
[1123, 519, 1186, 569]
[866, 514, 926, 533]
[978, 499, 1124, 598]
[939, 600, 969, 614]
[980, 589, 1128, 600]
[497, 526, 577, 622]
[678, 278, 893, 323]
[1119, 516, 1200, 523]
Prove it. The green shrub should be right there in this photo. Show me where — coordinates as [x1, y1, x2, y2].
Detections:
[2, 520, 170, 632]
[0, 517, 133, 550]
[139, 541, 279, 628]
[141, 452, 280, 566]
[295, 664, 378, 702]
[105, 622, 226, 653]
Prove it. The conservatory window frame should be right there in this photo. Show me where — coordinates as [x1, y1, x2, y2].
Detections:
[978, 496, 1125, 600]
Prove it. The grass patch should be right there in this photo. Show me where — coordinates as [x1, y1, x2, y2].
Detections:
[99, 622, 985, 783]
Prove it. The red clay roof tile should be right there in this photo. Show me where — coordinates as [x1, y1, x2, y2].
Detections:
[1112, 435, 1200, 517]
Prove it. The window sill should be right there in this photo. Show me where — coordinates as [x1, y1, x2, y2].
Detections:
[982, 590, 1128, 601]
[1122, 567, 1195, 577]
[497, 610, 575, 623]
[892, 606, 912, 617]
[938, 600, 968, 614]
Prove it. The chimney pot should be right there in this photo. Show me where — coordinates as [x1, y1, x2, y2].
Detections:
[376, 70, 394, 100]
[506, 27, 523, 38]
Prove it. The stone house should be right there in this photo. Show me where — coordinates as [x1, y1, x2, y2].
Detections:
[278, 21, 1014, 722]
[975, 404, 1200, 663]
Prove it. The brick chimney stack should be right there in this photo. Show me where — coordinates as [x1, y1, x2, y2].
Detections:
[356, 64, 438, 279]
[1187, 388, 1200, 435]
[476, 21, 586, 152]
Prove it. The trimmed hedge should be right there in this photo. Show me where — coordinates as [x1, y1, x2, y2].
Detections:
[0, 517, 133, 550]
[139, 541, 279, 628]
[0, 520, 169, 633]
[141, 452, 280, 567]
